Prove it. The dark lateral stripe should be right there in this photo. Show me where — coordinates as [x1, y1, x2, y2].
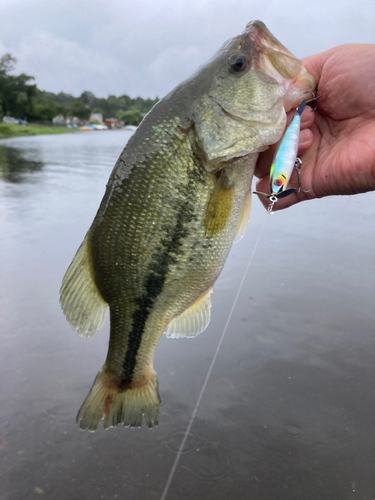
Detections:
[121, 197, 194, 382]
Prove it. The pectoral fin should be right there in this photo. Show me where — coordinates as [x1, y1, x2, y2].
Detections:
[204, 170, 234, 237]
[164, 288, 213, 338]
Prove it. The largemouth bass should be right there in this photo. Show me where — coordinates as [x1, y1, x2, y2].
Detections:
[60, 21, 315, 430]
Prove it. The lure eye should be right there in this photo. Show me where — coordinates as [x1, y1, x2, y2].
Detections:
[273, 179, 283, 187]
[228, 54, 247, 73]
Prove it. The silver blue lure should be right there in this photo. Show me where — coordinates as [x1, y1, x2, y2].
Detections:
[254, 98, 307, 213]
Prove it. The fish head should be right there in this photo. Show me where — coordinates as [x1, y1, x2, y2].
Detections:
[191, 20, 316, 167]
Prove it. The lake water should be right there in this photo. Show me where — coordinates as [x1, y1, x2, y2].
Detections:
[1, 130, 374, 499]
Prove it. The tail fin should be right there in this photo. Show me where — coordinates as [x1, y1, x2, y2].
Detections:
[76, 369, 161, 430]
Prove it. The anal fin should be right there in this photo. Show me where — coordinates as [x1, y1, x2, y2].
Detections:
[164, 288, 213, 339]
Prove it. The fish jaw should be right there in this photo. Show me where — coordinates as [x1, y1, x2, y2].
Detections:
[247, 20, 316, 110]
[191, 21, 316, 166]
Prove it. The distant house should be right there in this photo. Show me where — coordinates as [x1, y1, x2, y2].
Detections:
[52, 115, 65, 125]
[66, 116, 80, 125]
[104, 118, 120, 129]
[89, 113, 104, 124]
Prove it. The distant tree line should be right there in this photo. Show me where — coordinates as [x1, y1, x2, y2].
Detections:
[0, 53, 159, 125]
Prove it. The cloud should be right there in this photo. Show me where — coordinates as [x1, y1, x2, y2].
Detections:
[0, 0, 374, 99]
[148, 45, 205, 96]
[11, 30, 128, 96]
[0, 41, 10, 57]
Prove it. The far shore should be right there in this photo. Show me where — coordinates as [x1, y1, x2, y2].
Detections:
[0, 123, 133, 140]
[0, 123, 78, 140]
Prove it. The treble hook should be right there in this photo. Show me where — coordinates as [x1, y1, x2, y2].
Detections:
[295, 158, 312, 194]
[304, 91, 322, 111]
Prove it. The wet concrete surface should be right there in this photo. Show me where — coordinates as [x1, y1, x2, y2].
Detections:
[0, 131, 374, 499]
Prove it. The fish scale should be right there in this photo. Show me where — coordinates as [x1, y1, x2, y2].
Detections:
[60, 20, 315, 430]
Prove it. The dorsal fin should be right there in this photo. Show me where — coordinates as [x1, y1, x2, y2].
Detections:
[164, 288, 213, 338]
[234, 191, 252, 243]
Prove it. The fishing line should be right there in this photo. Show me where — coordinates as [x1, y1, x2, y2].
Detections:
[160, 213, 268, 500]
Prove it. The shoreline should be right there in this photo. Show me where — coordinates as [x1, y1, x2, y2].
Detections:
[0, 123, 78, 140]
[0, 123, 133, 140]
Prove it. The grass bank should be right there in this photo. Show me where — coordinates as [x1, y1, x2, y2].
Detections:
[0, 123, 76, 140]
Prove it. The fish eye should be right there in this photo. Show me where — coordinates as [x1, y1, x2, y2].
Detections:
[228, 53, 247, 73]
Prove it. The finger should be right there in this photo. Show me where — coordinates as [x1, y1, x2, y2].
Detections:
[300, 107, 315, 129]
[298, 128, 314, 155]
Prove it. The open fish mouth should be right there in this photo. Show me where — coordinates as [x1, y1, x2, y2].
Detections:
[247, 20, 316, 110]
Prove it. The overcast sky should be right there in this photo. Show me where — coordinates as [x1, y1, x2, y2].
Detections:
[1, 0, 374, 99]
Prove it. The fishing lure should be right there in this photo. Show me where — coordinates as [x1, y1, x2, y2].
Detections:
[254, 98, 307, 213]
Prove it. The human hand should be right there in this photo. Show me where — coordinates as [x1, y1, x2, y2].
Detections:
[255, 44, 375, 210]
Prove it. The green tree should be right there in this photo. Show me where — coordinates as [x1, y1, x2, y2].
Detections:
[116, 107, 143, 126]
[54, 92, 75, 106]
[0, 53, 159, 123]
[30, 88, 70, 121]
[0, 53, 36, 119]
[80, 91, 95, 108]
[132, 96, 158, 114]
[106, 95, 122, 117]
[69, 100, 90, 120]
[0, 53, 16, 75]
[91, 97, 107, 117]
[118, 94, 132, 110]
[31, 103, 57, 121]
